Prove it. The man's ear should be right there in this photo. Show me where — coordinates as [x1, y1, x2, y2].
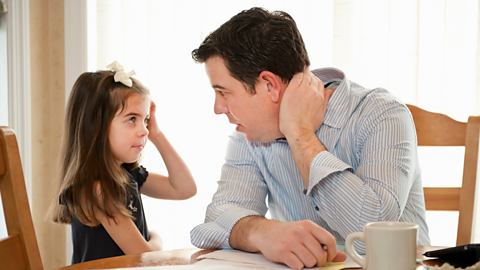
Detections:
[258, 71, 281, 103]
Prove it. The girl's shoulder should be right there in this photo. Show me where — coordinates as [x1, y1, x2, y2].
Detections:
[126, 165, 149, 188]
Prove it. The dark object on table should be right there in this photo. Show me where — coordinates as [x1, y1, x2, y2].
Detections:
[424, 244, 480, 268]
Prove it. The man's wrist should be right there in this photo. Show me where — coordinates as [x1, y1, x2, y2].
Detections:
[283, 125, 313, 142]
[285, 130, 327, 187]
[230, 215, 270, 253]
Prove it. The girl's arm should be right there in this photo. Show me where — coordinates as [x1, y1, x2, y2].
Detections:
[92, 185, 162, 254]
[140, 101, 196, 200]
[148, 230, 163, 250]
[98, 209, 162, 254]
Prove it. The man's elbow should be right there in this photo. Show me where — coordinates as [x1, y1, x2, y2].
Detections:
[380, 200, 403, 221]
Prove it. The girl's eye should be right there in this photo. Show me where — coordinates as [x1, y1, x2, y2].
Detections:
[127, 117, 135, 123]
[144, 118, 150, 125]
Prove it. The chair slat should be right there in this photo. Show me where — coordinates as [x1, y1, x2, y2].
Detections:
[0, 235, 28, 270]
[424, 187, 461, 211]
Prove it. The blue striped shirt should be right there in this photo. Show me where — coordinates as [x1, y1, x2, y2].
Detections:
[191, 67, 430, 250]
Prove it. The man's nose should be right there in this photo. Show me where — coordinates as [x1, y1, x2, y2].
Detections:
[214, 93, 228, 115]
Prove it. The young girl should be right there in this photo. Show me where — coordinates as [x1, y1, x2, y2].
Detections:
[52, 61, 196, 264]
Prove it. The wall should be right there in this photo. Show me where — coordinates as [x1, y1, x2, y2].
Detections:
[0, 1, 7, 242]
[30, 0, 66, 268]
[0, 9, 7, 126]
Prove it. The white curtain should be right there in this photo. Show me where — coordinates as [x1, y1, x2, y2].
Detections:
[90, 0, 480, 248]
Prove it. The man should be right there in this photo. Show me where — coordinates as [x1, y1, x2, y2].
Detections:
[190, 7, 430, 270]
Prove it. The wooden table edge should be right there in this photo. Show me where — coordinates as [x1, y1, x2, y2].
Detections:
[55, 245, 447, 270]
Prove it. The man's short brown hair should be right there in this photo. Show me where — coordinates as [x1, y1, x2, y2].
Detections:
[192, 7, 310, 94]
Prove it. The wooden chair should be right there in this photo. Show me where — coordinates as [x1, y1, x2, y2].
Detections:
[407, 105, 480, 246]
[0, 126, 43, 270]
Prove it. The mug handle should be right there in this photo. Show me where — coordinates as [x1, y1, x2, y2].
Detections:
[345, 232, 365, 268]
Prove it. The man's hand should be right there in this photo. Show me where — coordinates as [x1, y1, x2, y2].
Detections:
[279, 68, 334, 140]
[278, 69, 334, 187]
[230, 217, 347, 270]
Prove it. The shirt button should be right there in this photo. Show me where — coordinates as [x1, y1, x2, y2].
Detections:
[315, 206, 319, 211]
[303, 189, 307, 195]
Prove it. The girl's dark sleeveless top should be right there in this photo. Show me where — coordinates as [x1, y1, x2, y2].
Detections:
[70, 166, 150, 264]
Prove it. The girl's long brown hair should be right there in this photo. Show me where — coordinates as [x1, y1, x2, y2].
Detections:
[52, 70, 150, 226]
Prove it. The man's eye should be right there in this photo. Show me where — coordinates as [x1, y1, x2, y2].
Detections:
[219, 91, 226, 96]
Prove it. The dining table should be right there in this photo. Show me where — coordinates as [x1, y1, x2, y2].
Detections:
[55, 245, 447, 270]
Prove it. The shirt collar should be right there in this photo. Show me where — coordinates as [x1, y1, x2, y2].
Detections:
[311, 67, 351, 129]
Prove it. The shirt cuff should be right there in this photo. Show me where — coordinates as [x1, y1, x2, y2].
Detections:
[306, 151, 353, 195]
[192, 207, 261, 249]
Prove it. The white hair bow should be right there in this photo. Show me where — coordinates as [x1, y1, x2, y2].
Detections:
[106, 61, 136, 87]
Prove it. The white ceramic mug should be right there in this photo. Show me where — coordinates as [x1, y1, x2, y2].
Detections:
[345, 222, 418, 270]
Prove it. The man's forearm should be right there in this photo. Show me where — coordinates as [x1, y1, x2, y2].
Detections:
[286, 131, 327, 188]
[229, 216, 273, 252]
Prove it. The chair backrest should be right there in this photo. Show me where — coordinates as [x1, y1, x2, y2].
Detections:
[407, 105, 480, 246]
[0, 126, 43, 270]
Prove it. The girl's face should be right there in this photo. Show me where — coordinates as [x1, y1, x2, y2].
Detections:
[109, 93, 151, 165]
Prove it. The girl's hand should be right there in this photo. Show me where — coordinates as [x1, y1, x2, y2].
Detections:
[141, 99, 197, 201]
[148, 101, 162, 140]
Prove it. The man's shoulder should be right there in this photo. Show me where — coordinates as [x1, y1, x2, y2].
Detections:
[357, 87, 408, 113]
[346, 87, 413, 135]
[312, 67, 407, 113]
[325, 79, 409, 130]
